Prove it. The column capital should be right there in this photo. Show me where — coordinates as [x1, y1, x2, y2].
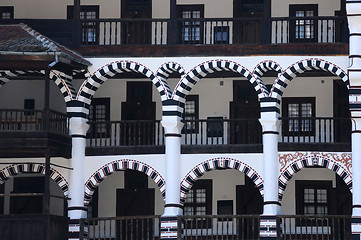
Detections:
[351, 118, 361, 131]
[259, 118, 281, 133]
[161, 119, 184, 135]
[69, 117, 89, 136]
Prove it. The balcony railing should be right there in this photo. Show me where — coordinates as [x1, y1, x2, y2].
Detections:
[0, 16, 347, 47]
[86, 117, 350, 148]
[277, 215, 351, 240]
[178, 215, 260, 240]
[78, 15, 347, 46]
[0, 109, 69, 135]
[79, 215, 161, 240]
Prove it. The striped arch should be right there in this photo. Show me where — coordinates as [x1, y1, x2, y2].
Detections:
[270, 58, 349, 104]
[278, 154, 352, 201]
[156, 62, 186, 81]
[84, 159, 166, 205]
[172, 59, 269, 119]
[253, 60, 283, 79]
[0, 163, 69, 197]
[180, 157, 264, 204]
[76, 60, 172, 119]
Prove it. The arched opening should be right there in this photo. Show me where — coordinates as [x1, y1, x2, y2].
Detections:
[181, 168, 262, 239]
[280, 167, 351, 238]
[82, 61, 169, 154]
[85, 169, 164, 239]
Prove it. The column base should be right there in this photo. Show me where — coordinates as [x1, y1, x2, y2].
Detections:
[260, 215, 278, 239]
[352, 217, 361, 240]
[160, 216, 178, 240]
[68, 219, 88, 240]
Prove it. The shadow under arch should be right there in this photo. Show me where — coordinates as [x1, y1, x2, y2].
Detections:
[278, 152, 352, 201]
[84, 159, 165, 205]
[270, 58, 349, 102]
[0, 162, 69, 197]
[172, 59, 269, 110]
[77, 60, 172, 108]
[180, 157, 264, 204]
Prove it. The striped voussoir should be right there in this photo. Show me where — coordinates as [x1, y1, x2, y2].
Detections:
[171, 59, 269, 118]
[269, 58, 348, 112]
[156, 62, 185, 97]
[84, 159, 166, 205]
[0, 163, 69, 196]
[180, 157, 263, 204]
[253, 60, 283, 79]
[278, 155, 352, 201]
[77, 60, 171, 110]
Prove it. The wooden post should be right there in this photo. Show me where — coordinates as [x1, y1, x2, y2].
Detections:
[73, 0, 81, 46]
[262, 0, 271, 44]
[168, 0, 177, 45]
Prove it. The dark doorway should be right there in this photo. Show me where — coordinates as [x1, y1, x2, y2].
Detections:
[233, 0, 265, 44]
[236, 176, 263, 239]
[121, 0, 152, 44]
[230, 80, 261, 144]
[333, 80, 350, 143]
[116, 170, 155, 240]
[121, 81, 156, 145]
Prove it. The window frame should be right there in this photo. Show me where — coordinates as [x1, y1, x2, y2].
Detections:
[88, 97, 110, 138]
[67, 5, 100, 44]
[296, 180, 332, 216]
[289, 4, 318, 43]
[184, 179, 212, 228]
[282, 97, 316, 136]
[177, 4, 204, 44]
[0, 6, 14, 20]
[183, 95, 199, 134]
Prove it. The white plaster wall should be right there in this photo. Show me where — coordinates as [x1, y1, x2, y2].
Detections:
[0, 80, 67, 113]
[281, 168, 337, 215]
[271, 0, 341, 17]
[197, 169, 245, 215]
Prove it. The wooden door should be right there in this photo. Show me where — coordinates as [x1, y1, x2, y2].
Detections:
[233, 0, 264, 44]
[116, 170, 155, 240]
[121, 82, 156, 145]
[333, 80, 350, 143]
[230, 81, 261, 144]
[121, 0, 152, 44]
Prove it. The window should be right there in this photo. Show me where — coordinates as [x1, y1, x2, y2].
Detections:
[0, 6, 14, 19]
[67, 5, 99, 44]
[183, 95, 199, 133]
[290, 4, 318, 42]
[88, 98, 110, 137]
[214, 26, 229, 44]
[282, 97, 315, 135]
[24, 99, 35, 116]
[177, 5, 204, 44]
[184, 179, 212, 216]
[296, 180, 331, 215]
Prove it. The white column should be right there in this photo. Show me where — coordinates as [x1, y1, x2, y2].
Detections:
[352, 118, 361, 217]
[259, 117, 281, 215]
[161, 119, 184, 216]
[259, 117, 280, 240]
[68, 117, 89, 240]
[347, 2, 361, 238]
[160, 119, 183, 240]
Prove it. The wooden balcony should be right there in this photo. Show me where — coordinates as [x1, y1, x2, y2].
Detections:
[0, 109, 71, 158]
[0, 15, 348, 57]
[86, 117, 351, 155]
[78, 215, 351, 240]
